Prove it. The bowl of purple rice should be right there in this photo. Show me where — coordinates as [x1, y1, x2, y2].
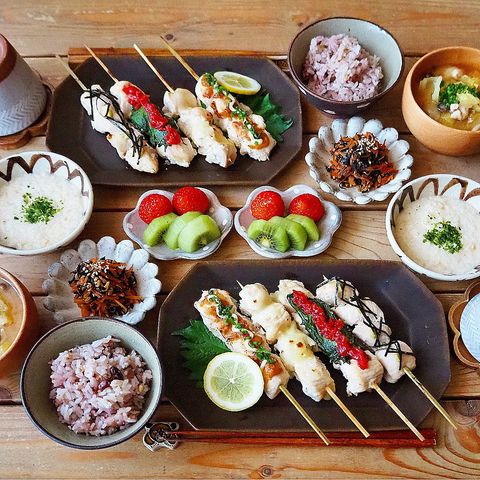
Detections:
[20, 317, 162, 449]
[288, 17, 404, 117]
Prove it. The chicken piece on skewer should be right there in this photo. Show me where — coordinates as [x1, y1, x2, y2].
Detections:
[194, 288, 290, 399]
[316, 277, 417, 384]
[80, 85, 159, 173]
[109, 81, 196, 168]
[274, 282, 384, 396]
[195, 73, 276, 162]
[315, 277, 358, 307]
[163, 88, 237, 168]
[238, 283, 335, 402]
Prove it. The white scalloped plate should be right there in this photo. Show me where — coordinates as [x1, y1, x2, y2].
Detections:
[460, 293, 480, 362]
[305, 116, 413, 205]
[123, 188, 233, 261]
[234, 184, 342, 259]
[42, 236, 161, 325]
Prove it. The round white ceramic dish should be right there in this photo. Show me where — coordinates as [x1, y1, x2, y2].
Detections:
[234, 184, 342, 259]
[305, 116, 413, 204]
[386, 174, 480, 281]
[0, 151, 94, 256]
[123, 188, 233, 261]
[460, 293, 480, 362]
[43, 236, 161, 325]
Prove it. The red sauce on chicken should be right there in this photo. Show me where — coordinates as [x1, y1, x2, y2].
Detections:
[122, 84, 181, 145]
[291, 290, 369, 369]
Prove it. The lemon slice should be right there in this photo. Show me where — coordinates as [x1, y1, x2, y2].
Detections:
[203, 352, 264, 411]
[214, 71, 261, 95]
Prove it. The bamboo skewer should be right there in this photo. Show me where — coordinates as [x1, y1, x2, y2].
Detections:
[235, 281, 369, 438]
[84, 45, 118, 82]
[372, 384, 425, 441]
[159, 35, 200, 80]
[56, 55, 87, 90]
[133, 44, 174, 93]
[279, 385, 329, 445]
[403, 367, 458, 430]
[325, 387, 369, 438]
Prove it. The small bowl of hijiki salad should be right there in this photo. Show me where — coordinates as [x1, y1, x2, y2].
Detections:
[0, 151, 93, 256]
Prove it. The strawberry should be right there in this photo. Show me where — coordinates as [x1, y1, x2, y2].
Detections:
[288, 193, 325, 222]
[173, 186, 210, 215]
[139, 194, 173, 224]
[250, 190, 285, 220]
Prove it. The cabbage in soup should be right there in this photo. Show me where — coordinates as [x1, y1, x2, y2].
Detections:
[0, 280, 23, 356]
[418, 65, 480, 131]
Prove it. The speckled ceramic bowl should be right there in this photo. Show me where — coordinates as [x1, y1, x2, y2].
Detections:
[402, 46, 480, 156]
[386, 174, 480, 281]
[43, 236, 161, 325]
[21, 317, 162, 449]
[306, 116, 413, 204]
[234, 184, 342, 259]
[123, 188, 233, 260]
[0, 151, 94, 256]
[288, 17, 404, 117]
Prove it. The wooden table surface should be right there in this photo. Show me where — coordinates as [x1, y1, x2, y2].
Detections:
[1, 1, 480, 478]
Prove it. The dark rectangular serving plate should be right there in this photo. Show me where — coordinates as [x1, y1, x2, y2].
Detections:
[47, 56, 302, 187]
[157, 259, 450, 432]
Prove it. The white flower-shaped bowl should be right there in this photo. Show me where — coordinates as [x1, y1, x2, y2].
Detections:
[123, 189, 233, 261]
[305, 116, 413, 205]
[386, 174, 480, 282]
[234, 184, 342, 259]
[0, 151, 93, 255]
[42, 236, 161, 325]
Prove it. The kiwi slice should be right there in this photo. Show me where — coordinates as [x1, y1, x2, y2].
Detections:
[178, 215, 221, 253]
[247, 219, 290, 253]
[143, 212, 178, 247]
[269, 216, 308, 251]
[287, 214, 320, 242]
[164, 211, 202, 249]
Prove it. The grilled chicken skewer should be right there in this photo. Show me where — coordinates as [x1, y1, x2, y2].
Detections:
[85, 45, 196, 169]
[274, 279, 425, 441]
[159, 35, 277, 162]
[133, 44, 237, 169]
[194, 288, 330, 444]
[56, 56, 159, 174]
[316, 277, 458, 430]
[238, 283, 369, 437]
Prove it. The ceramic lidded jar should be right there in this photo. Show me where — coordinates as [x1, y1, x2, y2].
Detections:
[0, 35, 47, 136]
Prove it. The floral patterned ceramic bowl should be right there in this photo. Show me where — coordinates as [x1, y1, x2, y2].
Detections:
[386, 174, 480, 281]
[43, 236, 161, 325]
[123, 188, 233, 261]
[234, 184, 342, 259]
[305, 116, 413, 204]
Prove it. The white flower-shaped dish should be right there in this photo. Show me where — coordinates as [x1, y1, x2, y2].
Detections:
[305, 116, 413, 205]
[123, 189, 233, 261]
[42, 236, 161, 325]
[234, 184, 342, 259]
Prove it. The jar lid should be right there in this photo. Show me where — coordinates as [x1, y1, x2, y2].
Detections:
[0, 35, 17, 83]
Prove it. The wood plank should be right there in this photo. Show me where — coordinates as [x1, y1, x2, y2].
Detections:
[0, 210, 473, 295]
[3, 132, 480, 211]
[2, 1, 480, 57]
[2, 291, 478, 403]
[0, 401, 479, 479]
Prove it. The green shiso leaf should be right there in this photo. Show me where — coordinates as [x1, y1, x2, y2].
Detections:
[237, 90, 293, 142]
[172, 319, 229, 387]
